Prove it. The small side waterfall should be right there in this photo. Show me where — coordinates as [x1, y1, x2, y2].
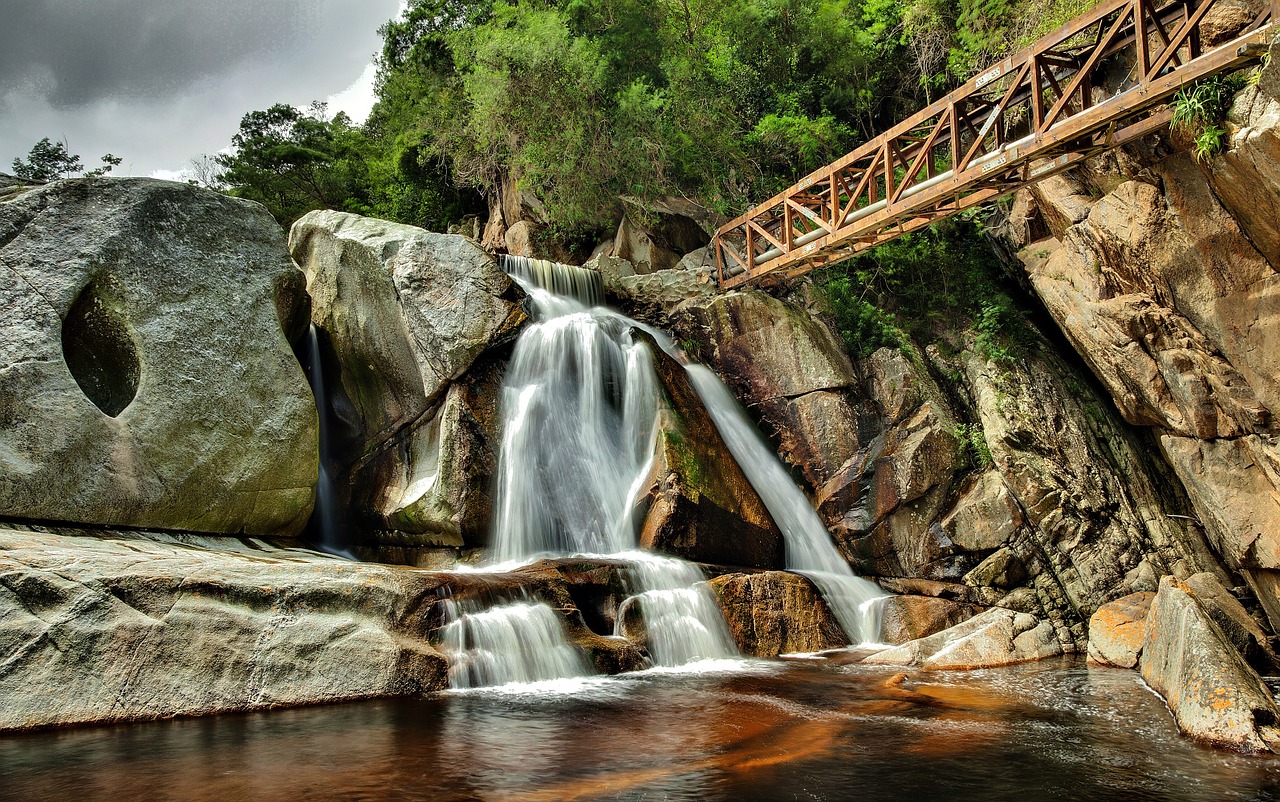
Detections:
[686, 365, 888, 644]
[305, 324, 347, 557]
[442, 598, 592, 689]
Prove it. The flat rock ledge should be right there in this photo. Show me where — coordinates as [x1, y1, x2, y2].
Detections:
[0, 528, 644, 732]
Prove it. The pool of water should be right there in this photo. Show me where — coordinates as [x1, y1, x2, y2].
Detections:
[3, 657, 1279, 801]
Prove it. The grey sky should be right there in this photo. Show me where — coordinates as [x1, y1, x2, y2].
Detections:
[1, 0, 402, 178]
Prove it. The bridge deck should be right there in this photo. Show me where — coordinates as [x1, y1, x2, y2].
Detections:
[713, 0, 1276, 288]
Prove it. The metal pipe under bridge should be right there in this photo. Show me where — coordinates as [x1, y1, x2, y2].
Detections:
[712, 0, 1277, 288]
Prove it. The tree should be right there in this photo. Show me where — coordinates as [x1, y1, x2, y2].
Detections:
[11, 138, 122, 182]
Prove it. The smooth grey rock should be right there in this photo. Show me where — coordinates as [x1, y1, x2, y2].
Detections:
[0, 527, 448, 732]
[289, 211, 527, 544]
[0, 178, 317, 536]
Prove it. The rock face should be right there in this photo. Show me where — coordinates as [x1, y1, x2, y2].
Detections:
[1140, 576, 1280, 753]
[709, 571, 848, 656]
[864, 607, 1062, 669]
[289, 211, 527, 546]
[0, 178, 317, 537]
[1006, 43, 1280, 631]
[1087, 591, 1154, 668]
[637, 341, 784, 569]
[0, 527, 448, 731]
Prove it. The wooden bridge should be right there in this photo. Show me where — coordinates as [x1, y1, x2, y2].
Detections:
[712, 0, 1277, 288]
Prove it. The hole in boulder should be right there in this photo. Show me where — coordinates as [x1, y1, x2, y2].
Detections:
[62, 283, 140, 417]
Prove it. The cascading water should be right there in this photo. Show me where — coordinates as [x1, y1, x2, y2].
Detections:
[685, 365, 889, 645]
[467, 255, 735, 681]
[620, 552, 737, 667]
[442, 598, 592, 689]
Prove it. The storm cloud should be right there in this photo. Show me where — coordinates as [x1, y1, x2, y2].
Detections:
[1, 0, 401, 176]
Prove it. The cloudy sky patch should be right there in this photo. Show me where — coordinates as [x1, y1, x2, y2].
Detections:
[1, 0, 401, 177]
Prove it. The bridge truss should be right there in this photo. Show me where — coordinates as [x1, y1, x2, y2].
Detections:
[713, 0, 1276, 288]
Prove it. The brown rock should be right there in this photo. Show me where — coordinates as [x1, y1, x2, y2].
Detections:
[637, 341, 784, 569]
[941, 470, 1023, 552]
[878, 595, 982, 645]
[1087, 591, 1155, 668]
[1140, 576, 1280, 752]
[709, 571, 848, 657]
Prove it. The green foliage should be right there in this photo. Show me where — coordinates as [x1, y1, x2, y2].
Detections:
[818, 277, 904, 358]
[1170, 73, 1247, 163]
[1192, 125, 1227, 163]
[815, 214, 1033, 361]
[11, 138, 122, 182]
[954, 422, 994, 469]
[216, 101, 480, 229]
[214, 0, 1133, 232]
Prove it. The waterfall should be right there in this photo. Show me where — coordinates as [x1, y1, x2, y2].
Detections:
[621, 552, 737, 667]
[482, 257, 736, 676]
[305, 324, 347, 557]
[442, 598, 592, 689]
[685, 365, 888, 645]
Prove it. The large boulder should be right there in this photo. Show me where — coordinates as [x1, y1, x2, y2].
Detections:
[0, 526, 448, 731]
[863, 607, 1062, 669]
[637, 342, 784, 569]
[1140, 575, 1280, 752]
[709, 571, 848, 656]
[0, 178, 317, 537]
[1087, 591, 1155, 668]
[289, 211, 527, 545]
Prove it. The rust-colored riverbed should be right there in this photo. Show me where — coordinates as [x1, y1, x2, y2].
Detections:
[3, 658, 1279, 801]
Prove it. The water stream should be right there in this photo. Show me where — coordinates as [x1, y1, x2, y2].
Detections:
[685, 365, 889, 644]
[304, 324, 346, 557]
[441, 598, 593, 689]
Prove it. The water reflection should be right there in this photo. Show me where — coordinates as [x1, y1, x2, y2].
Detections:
[2, 660, 1279, 801]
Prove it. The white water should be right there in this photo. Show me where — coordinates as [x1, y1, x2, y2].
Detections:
[685, 365, 888, 644]
[619, 552, 738, 667]
[442, 599, 592, 689]
[464, 258, 738, 684]
[490, 282, 659, 563]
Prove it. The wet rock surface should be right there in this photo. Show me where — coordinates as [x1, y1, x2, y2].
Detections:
[0, 178, 317, 537]
[709, 571, 848, 656]
[638, 344, 784, 570]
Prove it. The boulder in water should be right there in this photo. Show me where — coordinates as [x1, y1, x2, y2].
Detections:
[1140, 575, 1280, 752]
[0, 178, 317, 537]
[709, 571, 848, 657]
[1087, 591, 1155, 668]
[289, 210, 527, 545]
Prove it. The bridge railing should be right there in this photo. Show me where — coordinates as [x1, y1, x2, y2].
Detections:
[714, 0, 1277, 288]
